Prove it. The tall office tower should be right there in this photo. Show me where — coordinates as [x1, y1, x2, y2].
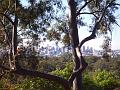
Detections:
[83, 46, 85, 52]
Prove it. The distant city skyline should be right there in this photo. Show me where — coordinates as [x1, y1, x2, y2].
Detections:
[18, 42, 120, 57]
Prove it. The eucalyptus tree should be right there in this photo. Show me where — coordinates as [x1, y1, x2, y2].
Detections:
[67, 0, 119, 90]
[0, 0, 64, 65]
[0, 0, 18, 70]
[0, 0, 70, 89]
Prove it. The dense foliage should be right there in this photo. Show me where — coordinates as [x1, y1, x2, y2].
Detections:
[0, 54, 120, 90]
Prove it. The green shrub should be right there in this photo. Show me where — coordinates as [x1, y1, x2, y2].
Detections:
[15, 78, 63, 90]
[82, 74, 101, 90]
[0, 78, 15, 90]
[51, 62, 73, 79]
[93, 70, 118, 90]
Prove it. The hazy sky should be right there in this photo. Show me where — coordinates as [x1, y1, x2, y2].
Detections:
[20, 0, 120, 50]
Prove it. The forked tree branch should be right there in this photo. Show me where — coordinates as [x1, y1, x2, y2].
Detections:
[79, 11, 102, 18]
[68, 1, 115, 84]
[78, 1, 113, 48]
[76, 0, 94, 16]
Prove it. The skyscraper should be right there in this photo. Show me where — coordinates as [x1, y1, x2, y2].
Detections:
[83, 46, 85, 52]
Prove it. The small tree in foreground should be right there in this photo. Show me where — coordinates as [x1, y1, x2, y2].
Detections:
[101, 35, 111, 61]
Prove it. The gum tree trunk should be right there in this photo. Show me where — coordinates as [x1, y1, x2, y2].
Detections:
[68, 0, 83, 90]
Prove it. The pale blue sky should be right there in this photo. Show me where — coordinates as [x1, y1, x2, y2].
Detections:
[63, 0, 120, 50]
[20, 0, 120, 50]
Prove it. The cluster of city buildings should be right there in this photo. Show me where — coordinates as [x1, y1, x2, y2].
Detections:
[0, 44, 120, 58]
[29, 45, 120, 57]
[19, 38, 120, 57]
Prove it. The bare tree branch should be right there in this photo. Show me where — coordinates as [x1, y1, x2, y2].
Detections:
[0, 64, 70, 90]
[79, 11, 102, 18]
[0, 19, 11, 45]
[0, 13, 14, 25]
[76, 0, 94, 16]
[114, 21, 120, 28]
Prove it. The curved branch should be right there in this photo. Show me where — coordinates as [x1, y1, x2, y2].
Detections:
[79, 22, 98, 48]
[0, 65, 70, 90]
[79, 1, 112, 48]
[68, 1, 114, 84]
[68, 48, 87, 82]
[68, 49, 88, 85]
[15, 69, 70, 90]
